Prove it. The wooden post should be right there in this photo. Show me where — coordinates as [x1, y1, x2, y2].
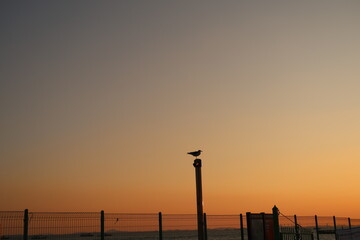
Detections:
[272, 206, 281, 240]
[100, 210, 104, 240]
[158, 212, 163, 240]
[315, 215, 319, 240]
[348, 218, 351, 229]
[23, 209, 28, 240]
[193, 159, 204, 240]
[240, 214, 244, 240]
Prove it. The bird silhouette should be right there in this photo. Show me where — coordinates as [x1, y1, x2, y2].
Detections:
[187, 150, 202, 158]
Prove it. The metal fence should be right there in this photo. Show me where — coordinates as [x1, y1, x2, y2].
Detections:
[0, 211, 23, 239]
[277, 214, 360, 240]
[1, 210, 360, 240]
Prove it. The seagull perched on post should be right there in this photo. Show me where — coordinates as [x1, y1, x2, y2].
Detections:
[187, 150, 202, 158]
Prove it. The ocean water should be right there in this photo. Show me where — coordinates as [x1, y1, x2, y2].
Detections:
[1, 229, 245, 240]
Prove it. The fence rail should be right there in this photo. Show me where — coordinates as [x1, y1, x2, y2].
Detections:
[1, 210, 360, 240]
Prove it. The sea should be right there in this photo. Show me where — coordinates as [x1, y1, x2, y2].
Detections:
[1, 229, 246, 240]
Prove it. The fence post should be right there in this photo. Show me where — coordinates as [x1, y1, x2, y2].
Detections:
[315, 215, 319, 240]
[23, 209, 28, 240]
[272, 206, 281, 240]
[333, 216, 337, 240]
[240, 214, 244, 240]
[203, 213, 207, 240]
[100, 210, 104, 240]
[294, 215, 300, 240]
[348, 218, 351, 229]
[158, 212, 163, 240]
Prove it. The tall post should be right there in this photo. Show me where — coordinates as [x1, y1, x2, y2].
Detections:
[23, 209, 29, 240]
[100, 210, 104, 240]
[315, 215, 319, 240]
[240, 214, 244, 240]
[272, 206, 281, 240]
[158, 212, 163, 240]
[348, 218, 351, 229]
[193, 159, 204, 240]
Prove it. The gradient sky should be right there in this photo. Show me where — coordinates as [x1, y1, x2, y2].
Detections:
[1, 0, 360, 217]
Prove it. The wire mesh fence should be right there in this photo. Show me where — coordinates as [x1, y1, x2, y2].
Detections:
[206, 215, 245, 240]
[279, 215, 296, 227]
[104, 213, 158, 239]
[1, 210, 360, 240]
[27, 212, 100, 240]
[162, 214, 197, 239]
[350, 218, 360, 228]
[0, 211, 23, 240]
[296, 216, 316, 228]
[335, 217, 350, 230]
[316, 216, 335, 229]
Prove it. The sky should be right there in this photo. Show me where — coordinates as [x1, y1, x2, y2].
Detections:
[1, 0, 360, 217]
